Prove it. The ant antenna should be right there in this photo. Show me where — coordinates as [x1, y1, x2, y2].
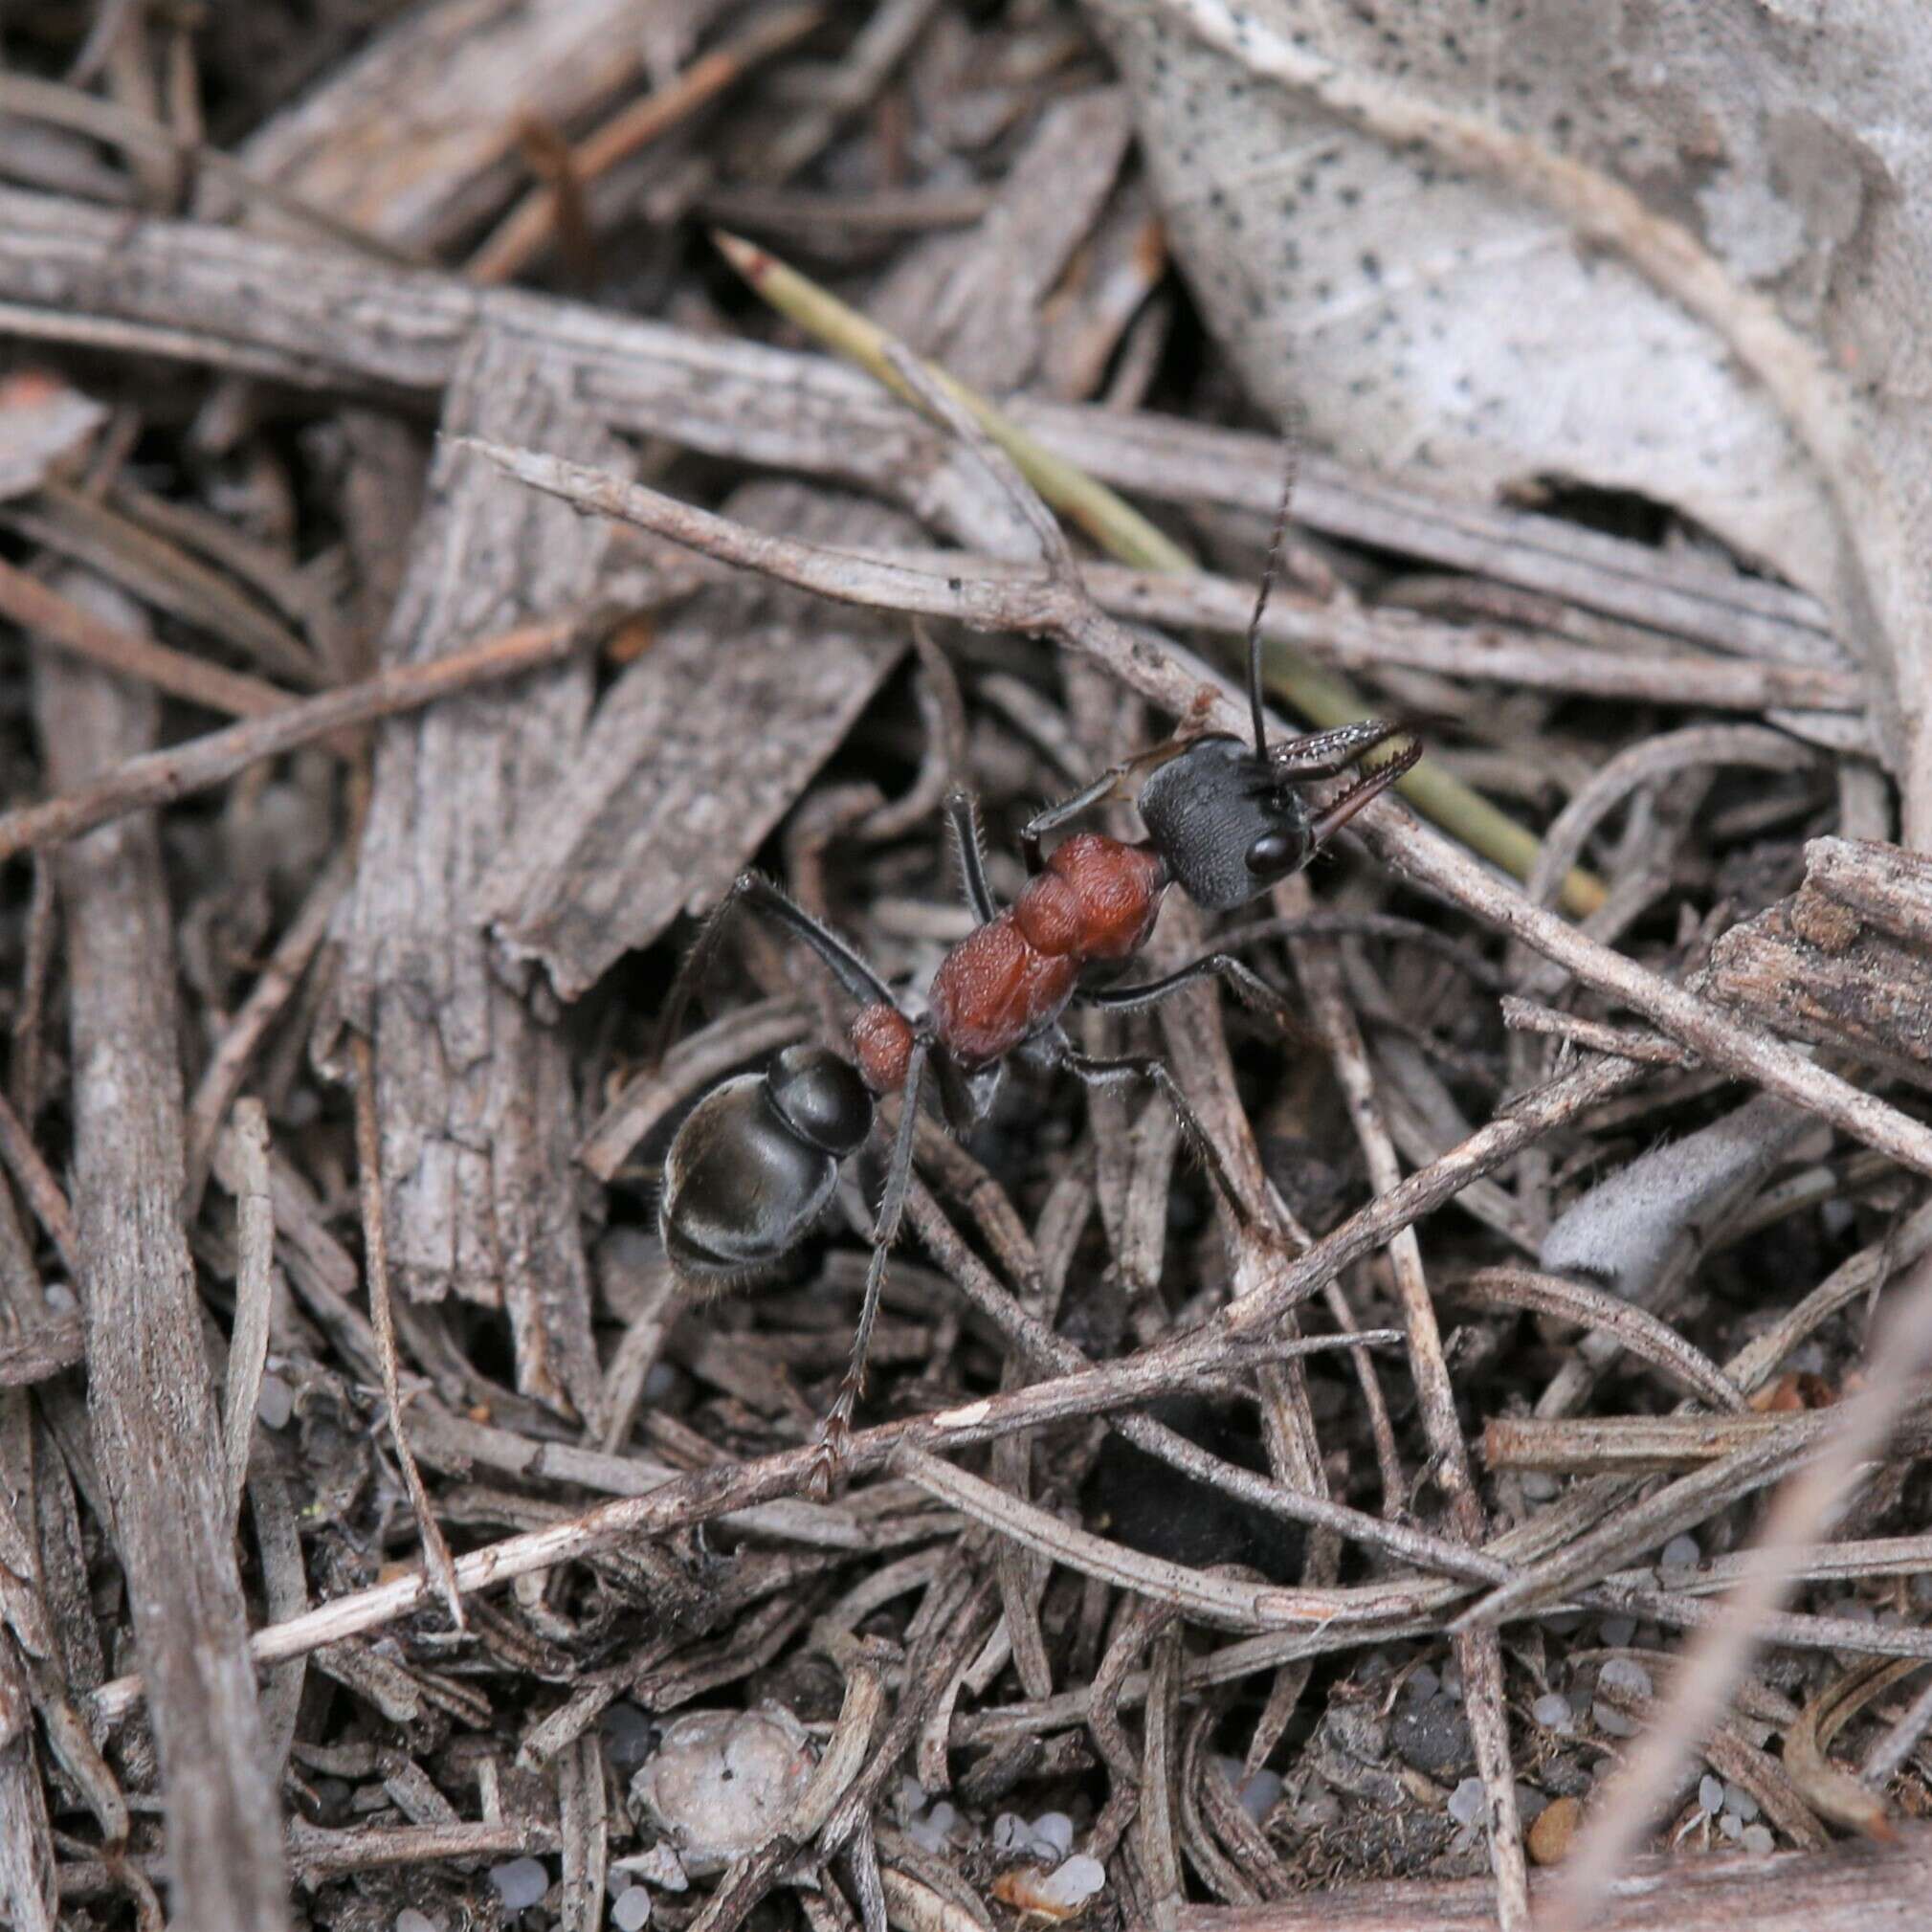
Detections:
[1245, 437, 1299, 759]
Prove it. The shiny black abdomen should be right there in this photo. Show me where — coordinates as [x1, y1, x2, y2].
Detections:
[660, 1074, 843, 1280]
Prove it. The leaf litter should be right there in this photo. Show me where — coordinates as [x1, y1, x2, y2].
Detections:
[1, 5, 1931, 1932]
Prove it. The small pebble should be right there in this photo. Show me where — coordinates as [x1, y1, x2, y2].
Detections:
[1393, 1693, 1475, 1780]
[309, 1776, 352, 1824]
[1532, 1692, 1574, 1733]
[1239, 1769, 1283, 1825]
[1441, 1666, 1463, 1699]
[1521, 1470, 1561, 1501]
[395, 1912, 437, 1932]
[1592, 1700, 1639, 1739]
[43, 1283, 77, 1315]
[1659, 1534, 1700, 1573]
[1034, 1855, 1105, 1909]
[600, 1702, 655, 1773]
[1742, 1824, 1775, 1855]
[1515, 1784, 1549, 1825]
[1719, 1811, 1743, 1842]
[1403, 1666, 1441, 1703]
[613, 1845, 687, 1893]
[642, 1361, 678, 1402]
[1527, 1795, 1581, 1866]
[1448, 1778, 1486, 1829]
[255, 1373, 294, 1430]
[906, 1801, 958, 1854]
[896, 1776, 927, 1819]
[1598, 1658, 1654, 1699]
[1543, 1611, 1585, 1636]
[993, 1813, 1031, 1853]
[490, 1858, 550, 1913]
[1032, 1812, 1074, 1859]
[1699, 1775, 1724, 1814]
[1297, 1789, 1342, 1830]
[611, 1888, 653, 1931]
[1722, 1783, 1759, 1823]
[1598, 1615, 1637, 1648]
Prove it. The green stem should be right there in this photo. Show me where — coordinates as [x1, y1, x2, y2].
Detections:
[714, 230, 1605, 918]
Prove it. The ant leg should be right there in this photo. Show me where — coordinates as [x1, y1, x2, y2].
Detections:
[1078, 953, 1300, 1037]
[1244, 439, 1299, 755]
[1267, 720, 1408, 780]
[1051, 1035, 1255, 1229]
[1020, 705, 1223, 872]
[812, 1030, 931, 1494]
[651, 870, 898, 1064]
[1019, 767, 1133, 874]
[940, 791, 998, 923]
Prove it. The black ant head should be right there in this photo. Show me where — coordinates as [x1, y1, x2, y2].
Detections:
[766, 1045, 874, 1157]
[1136, 734, 1315, 910]
[1137, 722, 1418, 912]
[1136, 441, 1419, 910]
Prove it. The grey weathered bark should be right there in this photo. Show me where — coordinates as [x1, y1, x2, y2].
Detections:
[871, 86, 1134, 390]
[0, 1396, 56, 1932]
[484, 483, 919, 1001]
[320, 322, 621, 1416]
[33, 574, 289, 1932]
[232, 0, 722, 255]
[1709, 836, 1932, 1089]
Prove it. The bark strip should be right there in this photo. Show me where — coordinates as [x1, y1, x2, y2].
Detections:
[33, 573, 288, 1932]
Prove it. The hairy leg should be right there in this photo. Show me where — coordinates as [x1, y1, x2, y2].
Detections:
[651, 869, 898, 1063]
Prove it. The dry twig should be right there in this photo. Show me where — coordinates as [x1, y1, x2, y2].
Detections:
[468, 440, 1932, 1182]
[0, 615, 581, 864]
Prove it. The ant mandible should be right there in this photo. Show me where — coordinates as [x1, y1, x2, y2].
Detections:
[655, 458, 1419, 1478]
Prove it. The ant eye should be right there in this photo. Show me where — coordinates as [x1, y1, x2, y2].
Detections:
[1246, 830, 1300, 877]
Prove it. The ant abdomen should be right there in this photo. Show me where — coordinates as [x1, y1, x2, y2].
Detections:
[659, 1047, 874, 1287]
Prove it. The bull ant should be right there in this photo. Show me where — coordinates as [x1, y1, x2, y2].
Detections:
[655, 468, 1419, 1479]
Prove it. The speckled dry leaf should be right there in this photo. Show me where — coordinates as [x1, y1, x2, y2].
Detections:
[1085, 1, 1932, 829]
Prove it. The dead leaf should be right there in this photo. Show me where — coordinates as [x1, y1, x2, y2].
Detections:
[1084, 1, 1932, 837]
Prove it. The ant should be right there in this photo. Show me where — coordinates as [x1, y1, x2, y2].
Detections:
[654, 463, 1419, 1479]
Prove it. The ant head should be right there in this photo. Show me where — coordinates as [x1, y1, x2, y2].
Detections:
[1137, 439, 1419, 910]
[1136, 735, 1315, 910]
[766, 1045, 874, 1157]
